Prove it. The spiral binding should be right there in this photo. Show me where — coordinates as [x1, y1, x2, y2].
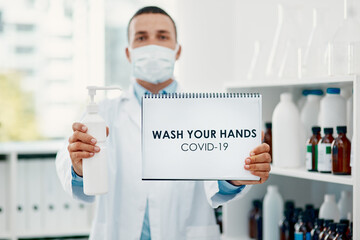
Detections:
[143, 92, 261, 99]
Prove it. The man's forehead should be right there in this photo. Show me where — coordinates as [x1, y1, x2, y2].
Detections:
[129, 13, 175, 34]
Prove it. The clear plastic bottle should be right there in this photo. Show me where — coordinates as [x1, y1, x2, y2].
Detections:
[306, 126, 322, 172]
[332, 126, 351, 175]
[263, 185, 283, 240]
[318, 128, 334, 173]
[330, 0, 360, 76]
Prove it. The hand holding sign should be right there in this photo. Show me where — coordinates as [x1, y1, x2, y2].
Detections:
[229, 142, 271, 186]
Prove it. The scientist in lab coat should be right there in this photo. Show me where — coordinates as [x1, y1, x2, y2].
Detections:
[56, 6, 272, 240]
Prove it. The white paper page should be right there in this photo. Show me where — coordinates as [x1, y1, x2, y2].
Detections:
[142, 93, 262, 180]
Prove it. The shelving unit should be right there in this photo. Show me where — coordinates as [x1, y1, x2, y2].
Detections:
[0, 141, 92, 240]
[222, 75, 359, 239]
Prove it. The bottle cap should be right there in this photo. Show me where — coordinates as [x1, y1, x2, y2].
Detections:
[285, 200, 295, 210]
[324, 128, 333, 134]
[336, 126, 347, 134]
[316, 218, 324, 227]
[302, 89, 310, 96]
[265, 122, 272, 129]
[329, 223, 337, 231]
[326, 88, 340, 94]
[252, 199, 262, 208]
[340, 219, 350, 226]
[324, 219, 334, 227]
[312, 126, 321, 134]
[308, 89, 324, 95]
[337, 223, 348, 234]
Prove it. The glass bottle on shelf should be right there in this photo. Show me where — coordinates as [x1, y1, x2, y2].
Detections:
[332, 126, 351, 175]
[318, 128, 335, 173]
[249, 199, 262, 239]
[319, 219, 334, 239]
[302, 8, 328, 78]
[330, 0, 360, 76]
[306, 126, 322, 172]
[334, 223, 350, 240]
[263, 122, 272, 161]
[311, 218, 325, 240]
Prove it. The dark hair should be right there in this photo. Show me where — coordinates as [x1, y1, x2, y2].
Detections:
[127, 6, 177, 42]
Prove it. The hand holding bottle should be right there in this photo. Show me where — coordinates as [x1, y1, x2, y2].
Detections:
[68, 122, 109, 177]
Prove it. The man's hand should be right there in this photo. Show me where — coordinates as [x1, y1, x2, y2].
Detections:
[228, 143, 271, 186]
[68, 122, 109, 177]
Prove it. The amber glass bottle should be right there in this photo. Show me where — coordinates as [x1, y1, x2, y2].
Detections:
[263, 122, 272, 162]
[306, 126, 322, 171]
[332, 126, 351, 175]
[319, 220, 334, 240]
[334, 223, 350, 240]
[249, 200, 262, 239]
[311, 218, 324, 240]
[318, 128, 335, 173]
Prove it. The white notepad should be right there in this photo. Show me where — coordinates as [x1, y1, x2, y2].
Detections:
[142, 92, 262, 180]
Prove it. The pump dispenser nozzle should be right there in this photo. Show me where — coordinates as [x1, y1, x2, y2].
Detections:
[86, 86, 122, 113]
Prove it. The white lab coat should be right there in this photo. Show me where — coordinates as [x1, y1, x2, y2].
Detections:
[56, 87, 251, 240]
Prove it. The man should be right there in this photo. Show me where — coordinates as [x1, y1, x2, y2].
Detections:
[56, 6, 271, 240]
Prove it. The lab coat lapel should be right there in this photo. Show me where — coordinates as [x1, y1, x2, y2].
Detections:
[123, 89, 141, 129]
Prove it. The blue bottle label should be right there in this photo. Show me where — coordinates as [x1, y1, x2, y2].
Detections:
[294, 232, 303, 240]
[306, 232, 311, 240]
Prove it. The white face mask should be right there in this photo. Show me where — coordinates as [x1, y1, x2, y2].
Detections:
[129, 44, 178, 84]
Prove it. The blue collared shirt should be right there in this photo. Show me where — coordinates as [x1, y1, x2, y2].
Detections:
[71, 80, 245, 240]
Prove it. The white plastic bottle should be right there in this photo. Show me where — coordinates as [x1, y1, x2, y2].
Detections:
[272, 93, 304, 168]
[347, 93, 353, 140]
[338, 190, 352, 220]
[297, 89, 310, 111]
[263, 185, 283, 240]
[318, 88, 346, 136]
[301, 89, 323, 139]
[82, 86, 121, 195]
[319, 194, 340, 222]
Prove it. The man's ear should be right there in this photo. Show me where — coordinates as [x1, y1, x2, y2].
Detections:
[175, 45, 182, 60]
[126, 47, 131, 62]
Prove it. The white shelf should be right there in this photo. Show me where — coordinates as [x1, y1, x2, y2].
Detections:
[16, 229, 91, 238]
[270, 166, 353, 186]
[0, 233, 11, 239]
[225, 75, 356, 89]
[0, 140, 64, 155]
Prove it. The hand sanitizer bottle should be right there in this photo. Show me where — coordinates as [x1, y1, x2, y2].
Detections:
[82, 86, 121, 195]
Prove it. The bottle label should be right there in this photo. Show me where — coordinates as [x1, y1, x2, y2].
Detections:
[306, 144, 312, 170]
[295, 232, 303, 240]
[305, 232, 311, 240]
[318, 143, 332, 172]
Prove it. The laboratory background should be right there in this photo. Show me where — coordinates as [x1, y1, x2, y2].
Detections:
[0, 0, 358, 239]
